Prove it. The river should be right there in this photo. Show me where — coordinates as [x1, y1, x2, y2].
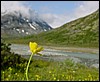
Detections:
[10, 44, 99, 68]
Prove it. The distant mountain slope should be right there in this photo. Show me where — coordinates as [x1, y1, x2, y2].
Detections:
[32, 9, 99, 47]
[1, 10, 52, 37]
[5, 9, 99, 48]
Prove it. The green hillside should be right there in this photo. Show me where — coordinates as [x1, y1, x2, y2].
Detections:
[4, 9, 99, 48]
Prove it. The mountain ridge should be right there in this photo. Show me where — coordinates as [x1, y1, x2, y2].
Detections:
[26, 9, 99, 47]
[4, 9, 99, 48]
[1, 10, 52, 37]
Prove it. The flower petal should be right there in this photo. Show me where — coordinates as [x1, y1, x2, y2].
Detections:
[36, 46, 44, 52]
[29, 42, 38, 53]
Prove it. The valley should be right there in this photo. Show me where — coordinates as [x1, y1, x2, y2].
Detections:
[3, 9, 99, 48]
[1, 1, 99, 81]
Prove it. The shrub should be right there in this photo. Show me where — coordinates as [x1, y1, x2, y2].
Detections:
[1, 39, 28, 72]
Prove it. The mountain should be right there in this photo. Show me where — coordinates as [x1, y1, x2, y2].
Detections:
[22, 9, 99, 47]
[1, 9, 52, 37]
[4, 9, 99, 48]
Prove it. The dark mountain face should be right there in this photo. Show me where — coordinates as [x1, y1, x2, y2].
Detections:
[1, 10, 52, 37]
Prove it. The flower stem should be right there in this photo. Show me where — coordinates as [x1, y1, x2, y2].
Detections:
[26, 53, 34, 81]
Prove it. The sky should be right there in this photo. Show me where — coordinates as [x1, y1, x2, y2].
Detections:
[1, 1, 99, 28]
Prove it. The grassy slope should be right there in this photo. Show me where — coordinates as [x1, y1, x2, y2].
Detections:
[4, 10, 99, 48]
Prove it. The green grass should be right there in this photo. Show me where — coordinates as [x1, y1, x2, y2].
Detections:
[1, 10, 99, 81]
[1, 58, 99, 81]
[4, 30, 99, 48]
[1, 39, 99, 81]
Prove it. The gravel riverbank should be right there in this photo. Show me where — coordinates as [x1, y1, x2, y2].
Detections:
[11, 44, 99, 68]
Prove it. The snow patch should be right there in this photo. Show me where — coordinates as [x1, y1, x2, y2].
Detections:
[26, 32, 29, 34]
[22, 29, 24, 32]
[44, 29, 47, 31]
[16, 29, 20, 31]
[26, 20, 29, 22]
[28, 23, 36, 30]
[16, 29, 21, 33]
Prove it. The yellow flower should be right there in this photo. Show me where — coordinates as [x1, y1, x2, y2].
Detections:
[29, 42, 43, 54]
[5, 78, 9, 81]
[36, 78, 39, 80]
[8, 75, 11, 77]
[52, 74, 55, 77]
[8, 67, 12, 71]
[15, 73, 18, 75]
[35, 75, 40, 78]
[2, 71, 5, 74]
[26, 42, 43, 81]
[57, 79, 59, 81]
[49, 71, 52, 74]
[62, 74, 64, 77]
[54, 77, 56, 80]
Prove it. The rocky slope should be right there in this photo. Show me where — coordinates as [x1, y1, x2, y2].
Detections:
[1, 10, 52, 37]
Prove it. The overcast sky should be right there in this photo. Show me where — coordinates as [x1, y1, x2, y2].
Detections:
[1, 1, 99, 28]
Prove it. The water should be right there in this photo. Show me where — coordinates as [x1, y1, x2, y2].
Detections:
[43, 49, 99, 59]
[10, 44, 99, 59]
[10, 44, 99, 68]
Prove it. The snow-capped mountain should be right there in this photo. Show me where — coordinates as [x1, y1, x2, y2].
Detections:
[1, 9, 52, 37]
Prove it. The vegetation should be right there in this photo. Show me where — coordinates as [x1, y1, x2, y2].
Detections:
[1, 41, 99, 81]
[1, 39, 28, 71]
[1, 9, 99, 81]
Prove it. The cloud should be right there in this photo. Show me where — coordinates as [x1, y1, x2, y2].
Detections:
[40, 13, 70, 28]
[1, 1, 31, 18]
[40, 1, 99, 28]
[1, 1, 99, 28]
[74, 1, 99, 18]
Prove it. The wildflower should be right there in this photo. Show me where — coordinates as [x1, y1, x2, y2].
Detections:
[35, 75, 40, 81]
[62, 74, 64, 77]
[8, 75, 11, 77]
[73, 71, 75, 73]
[54, 77, 56, 80]
[85, 78, 87, 81]
[79, 79, 81, 81]
[15, 73, 17, 75]
[2, 71, 5, 74]
[36, 78, 39, 80]
[35, 75, 40, 78]
[57, 79, 59, 81]
[52, 74, 55, 77]
[82, 79, 85, 81]
[66, 76, 68, 79]
[29, 42, 43, 55]
[8, 67, 12, 71]
[5, 78, 9, 81]
[26, 42, 43, 81]
[49, 71, 52, 74]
